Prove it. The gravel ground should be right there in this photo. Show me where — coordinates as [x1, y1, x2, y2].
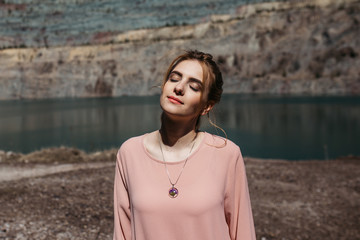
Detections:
[0, 148, 359, 240]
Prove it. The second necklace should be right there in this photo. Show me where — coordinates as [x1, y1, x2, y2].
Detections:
[158, 131, 197, 198]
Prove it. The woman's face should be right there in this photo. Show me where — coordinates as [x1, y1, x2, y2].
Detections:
[160, 60, 207, 121]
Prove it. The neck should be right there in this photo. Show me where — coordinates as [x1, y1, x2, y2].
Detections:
[160, 113, 198, 148]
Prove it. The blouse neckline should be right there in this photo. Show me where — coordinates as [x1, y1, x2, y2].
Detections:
[141, 131, 208, 165]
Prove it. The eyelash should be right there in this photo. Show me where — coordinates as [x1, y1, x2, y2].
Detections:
[190, 85, 200, 92]
[169, 78, 200, 92]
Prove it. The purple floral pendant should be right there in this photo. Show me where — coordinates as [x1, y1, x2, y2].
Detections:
[168, 186, 178, 198]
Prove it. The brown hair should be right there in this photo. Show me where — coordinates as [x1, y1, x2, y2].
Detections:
[162, 50, 226, 139]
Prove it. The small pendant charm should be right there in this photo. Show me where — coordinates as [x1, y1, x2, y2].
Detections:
[169, 186, 178, 198]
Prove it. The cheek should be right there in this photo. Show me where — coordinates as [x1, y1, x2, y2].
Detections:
[189, 95, 205, 112]
[159, 91, 167, 108]
[162, 81, 172, 93]
[160, 83, 168, 97]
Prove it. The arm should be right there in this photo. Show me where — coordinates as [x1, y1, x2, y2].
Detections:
[113, 149, 131, 240]
[224, 148, 256, 240]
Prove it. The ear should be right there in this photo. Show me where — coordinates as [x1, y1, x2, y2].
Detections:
[201, 102, 214, 116]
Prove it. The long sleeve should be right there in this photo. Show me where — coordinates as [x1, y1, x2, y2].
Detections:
[224, 147, 256, 240]
[113, 149, 131, 240]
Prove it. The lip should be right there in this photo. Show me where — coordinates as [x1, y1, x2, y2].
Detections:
[167, 96, 184, 104]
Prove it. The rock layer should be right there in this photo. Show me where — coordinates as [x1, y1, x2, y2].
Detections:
[0, 0, 359, 99]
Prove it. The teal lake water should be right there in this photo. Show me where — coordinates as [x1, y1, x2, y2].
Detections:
[0, 94, 359, 160]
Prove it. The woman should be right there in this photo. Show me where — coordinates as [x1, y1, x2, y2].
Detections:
[113, 50, 255, 240]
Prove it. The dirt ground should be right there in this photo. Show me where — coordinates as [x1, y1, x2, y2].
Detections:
[0, 148, 359, 240]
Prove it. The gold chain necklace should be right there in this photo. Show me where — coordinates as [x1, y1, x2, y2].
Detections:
[158, 131, 197, 198]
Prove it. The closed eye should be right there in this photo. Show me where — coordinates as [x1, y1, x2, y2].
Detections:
[190, 85, 200, 92]
[189, 79, 203, 92]
[168, 72, 181, 82]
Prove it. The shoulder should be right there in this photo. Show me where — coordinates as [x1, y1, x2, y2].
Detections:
[116, 134, 147, 166]
[203, 132, 242, 161]
[118, 134, 145, 154]
[204, 132, 240, 152]
[204, 133, 245, 170]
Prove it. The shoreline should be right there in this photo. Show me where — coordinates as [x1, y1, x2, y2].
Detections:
[1, 146, 359, 164]
[1, 146, 358, 165]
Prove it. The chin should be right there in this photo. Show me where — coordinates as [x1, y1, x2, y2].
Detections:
[163, 110, 200, 122]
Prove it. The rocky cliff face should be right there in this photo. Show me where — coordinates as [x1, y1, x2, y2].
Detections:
[0, 0, 359, 99]
[0, 0, 263, 48]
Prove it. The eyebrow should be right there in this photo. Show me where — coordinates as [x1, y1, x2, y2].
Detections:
[171, 70, 203, 87]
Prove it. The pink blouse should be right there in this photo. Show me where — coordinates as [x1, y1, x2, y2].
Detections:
[113, 132, 256, 240]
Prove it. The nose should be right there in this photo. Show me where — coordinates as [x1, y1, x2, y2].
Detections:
[174, 81, 185, 95]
